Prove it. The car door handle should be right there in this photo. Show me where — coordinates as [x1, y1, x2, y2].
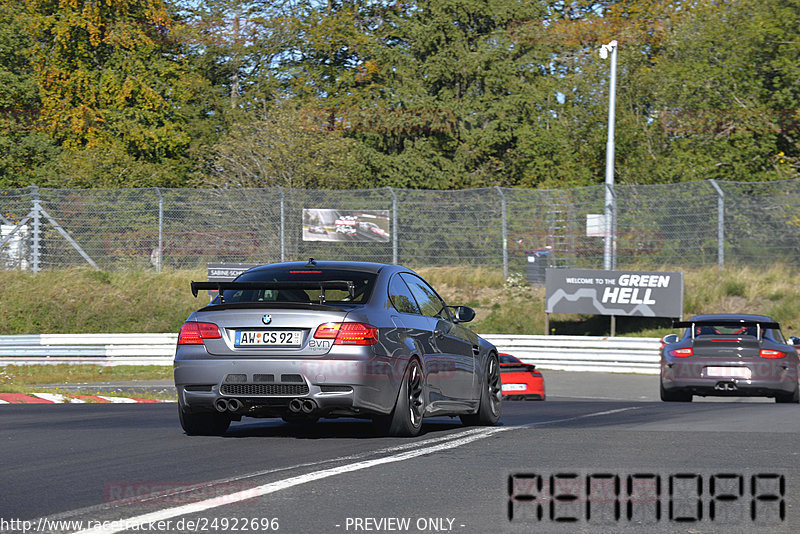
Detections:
[472, 345, 480, 356]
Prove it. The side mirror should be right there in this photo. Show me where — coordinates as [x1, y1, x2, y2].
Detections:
[790, 336, 800, 346]
[451, 306, 476, 323]
[662, 333, 679, 345]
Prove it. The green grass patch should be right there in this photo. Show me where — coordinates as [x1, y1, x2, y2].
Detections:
[0, 267, 203, 334]
[3, 264, 800, 340]
[0, 364, 172, 385]
[416, 266, 505, 289]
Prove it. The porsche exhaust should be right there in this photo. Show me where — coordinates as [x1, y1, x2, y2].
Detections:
[715, 382, 738, 391]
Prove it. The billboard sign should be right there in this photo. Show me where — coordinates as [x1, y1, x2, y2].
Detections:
[302, 209, 390, 243]
[545, 268, 683, 317]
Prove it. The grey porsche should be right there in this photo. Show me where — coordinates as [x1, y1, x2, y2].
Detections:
[174, 260, 501, 436]
[660, 314, 800, 403]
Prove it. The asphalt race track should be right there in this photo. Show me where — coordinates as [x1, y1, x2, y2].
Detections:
[1, 372, 798, 534]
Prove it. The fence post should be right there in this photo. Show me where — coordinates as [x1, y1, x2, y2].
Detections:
[155, 188, 163, 273]
[604, 183, 617, 270]
[30, 185, 40, 273]
[709, 179, 724, 270]
[279, 187, 285, 262]
[495, 186, 508, 279]
[387, 187, 398, 264]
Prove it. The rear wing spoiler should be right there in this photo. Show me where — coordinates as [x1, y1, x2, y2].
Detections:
[191, 281, 355, 304]
[672, 320, 780, 341]
[672, 320, 780, 329]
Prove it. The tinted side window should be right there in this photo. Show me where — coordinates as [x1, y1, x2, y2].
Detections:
[388, 275, 421, 315]
[767, 328, 786, 344]
[400, 274, 448, 319]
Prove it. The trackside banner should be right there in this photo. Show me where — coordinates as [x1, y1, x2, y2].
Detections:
[545, 268, 684, 317]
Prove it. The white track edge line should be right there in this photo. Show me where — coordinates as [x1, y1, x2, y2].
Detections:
[45, 427, 498, 522]
[70, 406, 641, 534]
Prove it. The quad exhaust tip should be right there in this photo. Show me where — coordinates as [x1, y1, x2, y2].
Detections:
[301, 399, 317, 414]
[288, 398, 317, 414]
[215, 398, 244, 413]
[288, 398, 304, 413]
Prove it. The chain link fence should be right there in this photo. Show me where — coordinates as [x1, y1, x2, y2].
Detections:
[1, 179, 798, 276]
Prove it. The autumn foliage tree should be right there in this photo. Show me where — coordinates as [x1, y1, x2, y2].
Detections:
[0, 0, 797, 189]
[23, 0, 208, 186]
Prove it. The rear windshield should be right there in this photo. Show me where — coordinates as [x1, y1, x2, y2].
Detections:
[689, 324, 785, 343]
[218, 268, 377, 305]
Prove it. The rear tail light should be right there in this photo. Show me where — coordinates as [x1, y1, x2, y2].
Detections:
[670, 348, 693, 357]
[759, 349, 785, 359]
[178, 322, 222, 345]
[314, 322, 378, 345]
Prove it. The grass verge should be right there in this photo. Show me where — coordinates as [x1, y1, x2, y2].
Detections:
[3, 264, 798, 338]
[0, 364, 172, 385]
[0, 365, 176, 400]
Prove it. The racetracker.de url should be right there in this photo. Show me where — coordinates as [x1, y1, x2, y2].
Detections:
[0, 516, 280, 532]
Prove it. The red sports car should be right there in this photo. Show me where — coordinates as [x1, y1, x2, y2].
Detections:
[499, 353, 545, 400]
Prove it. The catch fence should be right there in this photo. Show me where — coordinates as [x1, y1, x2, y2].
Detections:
[0, 179, 798, 275]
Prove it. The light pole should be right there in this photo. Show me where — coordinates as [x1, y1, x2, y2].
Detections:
[600, 40, 617, 271]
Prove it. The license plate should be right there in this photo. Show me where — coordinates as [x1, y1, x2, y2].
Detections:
[502, 383, 527, 392]
[705, 366, 751, 379]
[234, 330, 303, 347]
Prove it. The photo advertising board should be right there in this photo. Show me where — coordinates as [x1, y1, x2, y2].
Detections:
[302, 209, 391, 243]
[545, 268, 684, 317]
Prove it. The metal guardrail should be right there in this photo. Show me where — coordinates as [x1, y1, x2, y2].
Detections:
[483, 335, 661, 374]
[0, 333, 661, 373]
[0, 334, 177, 366]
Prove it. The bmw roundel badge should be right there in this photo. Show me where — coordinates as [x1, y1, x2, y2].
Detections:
[262, 314, 272, 325]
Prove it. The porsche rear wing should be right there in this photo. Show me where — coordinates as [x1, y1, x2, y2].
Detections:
[672, 320, 780, 341]
[190, 281, 355, 304]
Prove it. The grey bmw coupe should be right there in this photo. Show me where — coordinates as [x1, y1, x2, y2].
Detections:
[660, 314, 800, 403]
[174, 260, 501, 436]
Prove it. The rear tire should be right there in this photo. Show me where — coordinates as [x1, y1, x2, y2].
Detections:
[179, 405, 231, 436]
[461, 353, 502, 426]
[660, 382, 692, 402]
[375, 359, 425, 437]
[775, 386, 800, 403]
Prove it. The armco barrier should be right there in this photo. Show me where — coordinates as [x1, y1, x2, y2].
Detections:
[0, 333, 662, 373]
[483, 335, 661, 374]
[0, 334, 177, 366]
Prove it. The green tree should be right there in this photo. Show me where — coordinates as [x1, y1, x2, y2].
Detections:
[23, 0, 213, 186]
[650, 0, 800, 182]
[286, 0, 561, 188]
[0, 0, 61, 187]
[201, 101, 365, 189]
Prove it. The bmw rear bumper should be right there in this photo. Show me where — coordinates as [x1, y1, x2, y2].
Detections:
[175, 354, 407, 418]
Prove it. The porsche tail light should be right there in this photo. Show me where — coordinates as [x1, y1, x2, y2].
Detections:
[314, 322, 378, 345]
[670, 348, 693, 357]
[178, 322, 222, 344]
[759, 349, 785, 359]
